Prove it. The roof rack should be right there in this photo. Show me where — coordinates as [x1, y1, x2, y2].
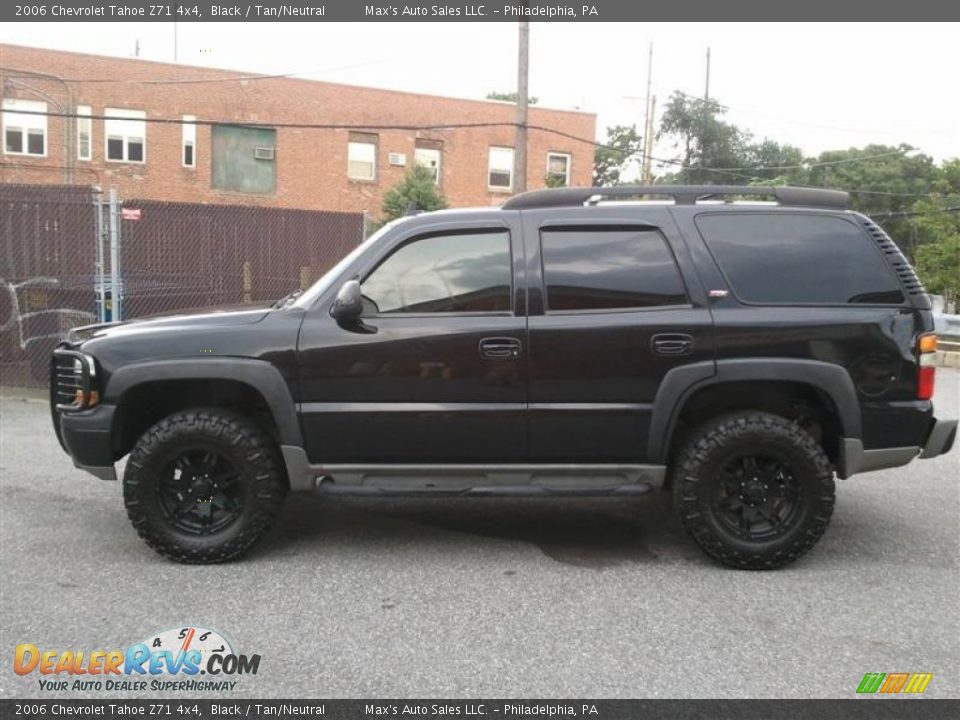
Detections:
[501, 185, 850, 211]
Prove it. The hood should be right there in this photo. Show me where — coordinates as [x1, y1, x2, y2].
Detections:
[69, 306, 273, 343]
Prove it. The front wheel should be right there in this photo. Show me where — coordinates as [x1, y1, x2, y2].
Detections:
[123, 408, 288, 563]
[671, 412, 835, 570]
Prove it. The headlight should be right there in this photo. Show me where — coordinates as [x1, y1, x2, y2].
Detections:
[52, 350, 99, 410]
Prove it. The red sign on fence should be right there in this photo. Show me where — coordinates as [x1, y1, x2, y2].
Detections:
[121, 208, 142, 221]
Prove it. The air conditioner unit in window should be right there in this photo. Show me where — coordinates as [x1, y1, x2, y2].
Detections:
[388, 152, 406, 167]
[253, 146, 275, 160]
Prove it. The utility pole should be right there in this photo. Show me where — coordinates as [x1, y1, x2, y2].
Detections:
[644, 95, 657, 185]
[173, 22, 178, 61]
[704, 46, 711, 101]
[134, 39, 140, 57]
[514, 21, 529, 194]
[642, 41, 653, 185]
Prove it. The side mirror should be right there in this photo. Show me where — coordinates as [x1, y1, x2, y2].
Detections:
[330, 279, 363, 322]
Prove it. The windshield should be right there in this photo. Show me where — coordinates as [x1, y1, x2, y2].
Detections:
[292, 219, 405, 309]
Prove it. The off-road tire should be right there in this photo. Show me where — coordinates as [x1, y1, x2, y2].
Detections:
[672, 411, 835, 570]
[123, 408, 288, 563]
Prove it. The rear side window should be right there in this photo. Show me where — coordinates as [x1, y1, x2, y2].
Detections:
[540, 228, 687, 311]
[696, 213, 904, 305]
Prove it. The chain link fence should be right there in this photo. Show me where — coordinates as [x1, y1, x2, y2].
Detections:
[119, 199, 363, 320]
[0, 182, 364, 388]
[1, 184, 99, 386]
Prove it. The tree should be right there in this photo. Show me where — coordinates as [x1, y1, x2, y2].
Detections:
[740, 139, 808, 185]
[593, 124, 643, 186]
[657, 92, 748, 184]
[485, 91, 539, 104]
[913, 158, 960, 311]
[807, 144, 938, 260]
[378, 165, 448, 228]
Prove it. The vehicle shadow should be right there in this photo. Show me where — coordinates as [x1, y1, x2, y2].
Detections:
[255, 489, 701, 569]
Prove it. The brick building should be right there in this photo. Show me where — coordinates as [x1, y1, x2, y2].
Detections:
[0, 44, 596, 215]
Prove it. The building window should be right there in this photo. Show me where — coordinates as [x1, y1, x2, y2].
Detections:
[182, 115, 196, 168]
[211, 124, 276, 195]
[348, 132, 377, 180]
[3, 98, 47, 157]
[546, 152, 571, 186]
[77, 105, 92, 161]
[414, 140, 442, 185]
[488, 146, 514, 190]
[105, 107, 146, 163]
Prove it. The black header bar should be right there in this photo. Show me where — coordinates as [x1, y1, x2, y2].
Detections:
[2, 699, 959, 720]
[3, 0, 960, 22]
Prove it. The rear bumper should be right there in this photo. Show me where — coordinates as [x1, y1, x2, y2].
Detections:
[56, 404, 117, 480]
[840, 417, 957, 478]
[920, 418, 957, 459]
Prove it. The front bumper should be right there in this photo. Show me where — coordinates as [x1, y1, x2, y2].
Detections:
[56, 404, 117, 480]
[920, 418, 957, 459]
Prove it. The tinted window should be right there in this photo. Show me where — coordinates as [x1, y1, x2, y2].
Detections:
[541, 228, 687, 311]
[362, 230, 511, 314]
[697, 213, 904, 305]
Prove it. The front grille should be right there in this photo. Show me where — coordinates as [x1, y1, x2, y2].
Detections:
[51, 349, 92, 411]
[860, 217, 926, 296]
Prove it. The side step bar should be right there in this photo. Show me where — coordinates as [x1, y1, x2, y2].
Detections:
[281, 446, 666, 496]
[314, 481, 656, 498]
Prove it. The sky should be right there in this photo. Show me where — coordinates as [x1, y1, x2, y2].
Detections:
[2, 22, 958, 167]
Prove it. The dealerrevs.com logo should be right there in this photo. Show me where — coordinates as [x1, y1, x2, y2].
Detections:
[14, 626, 260, 692]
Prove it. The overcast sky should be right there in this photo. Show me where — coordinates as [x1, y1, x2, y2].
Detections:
[3, 22, 957, 165]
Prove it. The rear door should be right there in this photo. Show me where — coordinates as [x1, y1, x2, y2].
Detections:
[522, 207, 714, 463]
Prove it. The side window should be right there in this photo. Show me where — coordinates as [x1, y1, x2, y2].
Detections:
[540, 228, 687, 311]
[696, 213, 905, 305]
[362, 230, 512, 314]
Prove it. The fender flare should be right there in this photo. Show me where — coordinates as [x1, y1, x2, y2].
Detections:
[647, 358, 861, 462]
[104, 358, 304, 448]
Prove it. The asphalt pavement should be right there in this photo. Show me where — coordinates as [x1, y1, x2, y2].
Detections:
[1, 370, 957, 699]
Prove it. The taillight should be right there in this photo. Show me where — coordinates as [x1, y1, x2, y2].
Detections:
[917, 334, 937, 400]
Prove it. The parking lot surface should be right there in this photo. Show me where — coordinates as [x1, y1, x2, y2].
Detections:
[1, 370, 957, 699]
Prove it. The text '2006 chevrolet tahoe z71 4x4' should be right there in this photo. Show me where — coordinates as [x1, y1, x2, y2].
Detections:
[51, 185, 957, 569]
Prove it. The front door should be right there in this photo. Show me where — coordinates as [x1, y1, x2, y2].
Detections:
[522, 208, 715, 463]
[296, 221, 527, 464]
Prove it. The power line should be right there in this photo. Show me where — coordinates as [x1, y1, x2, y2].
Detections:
[2, 60, 388, 85]
[870, 206, 960, 218]
[652, 83, 956, 137]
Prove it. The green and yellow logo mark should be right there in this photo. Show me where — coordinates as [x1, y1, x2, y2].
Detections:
[857, 672, 933, 695]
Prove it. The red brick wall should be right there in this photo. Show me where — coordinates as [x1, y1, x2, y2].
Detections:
[0, 44, 596, 216]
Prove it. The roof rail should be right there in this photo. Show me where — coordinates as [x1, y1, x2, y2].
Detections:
[501, 185, 850, 211]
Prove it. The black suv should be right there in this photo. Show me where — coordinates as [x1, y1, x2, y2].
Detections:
[51, 185, 956, 569]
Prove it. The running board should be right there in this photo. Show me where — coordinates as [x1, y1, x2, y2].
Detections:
[281, 446, 665, 495]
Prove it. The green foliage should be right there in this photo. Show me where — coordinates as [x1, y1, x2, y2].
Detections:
[807, 144, 939, 261]
[544, 173, 567, 188]
[376, 165, 448, 231]
[657, 93, 748, 184]
[593, 124, 643, 187]
[485, 91, 539, 104]
[913, 159, 960, 308]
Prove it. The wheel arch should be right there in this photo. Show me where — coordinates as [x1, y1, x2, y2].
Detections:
[105, 358, 303, 459]
[648, 358, 861, 464]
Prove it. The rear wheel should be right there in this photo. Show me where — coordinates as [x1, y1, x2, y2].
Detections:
[123, 408, 287, 563]
[671, 412, 835, 570]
